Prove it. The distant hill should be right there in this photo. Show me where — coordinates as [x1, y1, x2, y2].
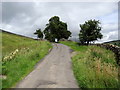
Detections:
[0, 29, 34, 40]
[103, 40, 120, 47]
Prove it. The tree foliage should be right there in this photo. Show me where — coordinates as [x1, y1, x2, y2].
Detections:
[34, 29, 43, 39]
[79, 19, 103, 45]
[44, 16, 71, 42]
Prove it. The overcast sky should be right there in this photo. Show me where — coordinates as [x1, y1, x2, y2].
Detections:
[1, 1, 119, 43]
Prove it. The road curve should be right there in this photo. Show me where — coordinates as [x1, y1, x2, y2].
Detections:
[16, 44, 79, 88]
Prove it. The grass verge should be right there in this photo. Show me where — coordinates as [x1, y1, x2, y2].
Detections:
[60, 41, 119, 88]
[2, 32, 52, 88]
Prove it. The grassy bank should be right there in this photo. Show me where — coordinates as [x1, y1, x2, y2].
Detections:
[2, 32, 52, 88]
[60, 41, 119, 88]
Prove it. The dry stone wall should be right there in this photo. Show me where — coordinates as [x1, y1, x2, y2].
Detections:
[96, 44, 120, 65]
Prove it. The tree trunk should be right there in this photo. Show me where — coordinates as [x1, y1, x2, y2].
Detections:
[87, 41, 89, 45]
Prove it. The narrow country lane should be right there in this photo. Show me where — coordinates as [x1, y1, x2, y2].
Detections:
[16, 44, 79, 88]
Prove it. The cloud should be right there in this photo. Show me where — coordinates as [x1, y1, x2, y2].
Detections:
[101, 23, 118, 33]
[97, 30, 118, 43]
[2, 2, 35, 23]
[1, 2, 118, 42]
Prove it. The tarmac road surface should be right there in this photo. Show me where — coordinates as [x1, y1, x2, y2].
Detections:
[16, 43, 79, 88]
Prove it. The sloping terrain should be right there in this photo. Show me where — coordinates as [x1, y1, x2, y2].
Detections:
[16, 44, 78, 88]
[1, 30, 52, 88]
[61, 41, 119, 88]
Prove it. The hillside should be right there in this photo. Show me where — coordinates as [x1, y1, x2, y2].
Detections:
[1, 30, 52, 88]
[2, 30, 35, 57]
[104, 40, 120, 47]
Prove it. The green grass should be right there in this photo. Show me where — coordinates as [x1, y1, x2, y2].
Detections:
[1, 32, 52, 88]
[60, 41, 87, 52]
[60, 41, 119, 88]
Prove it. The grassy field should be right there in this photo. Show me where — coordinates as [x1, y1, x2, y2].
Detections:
[60, 41, 119, 88]
[1, 31, 52, 88]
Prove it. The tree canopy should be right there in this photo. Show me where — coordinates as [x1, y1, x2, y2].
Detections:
[44, 16, 71, 42]
[34, 29, 43, 39]
[79, 19, 103, 45]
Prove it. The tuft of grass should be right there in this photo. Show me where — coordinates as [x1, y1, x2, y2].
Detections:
[1, 32, 52, 88]
[61, 41, 119, 88]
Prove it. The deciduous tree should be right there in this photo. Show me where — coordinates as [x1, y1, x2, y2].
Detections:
[79, 19, 103, 45]
[44, 16, 71, 42]
[34, 29, 43, 39]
